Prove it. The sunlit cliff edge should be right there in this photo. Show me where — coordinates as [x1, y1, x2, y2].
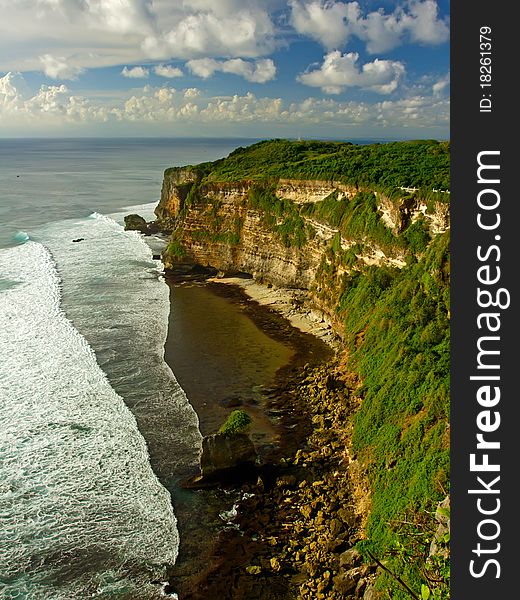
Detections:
[154, 139, 451, 599]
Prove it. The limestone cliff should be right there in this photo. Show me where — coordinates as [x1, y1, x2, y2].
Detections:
[155, 140, 451, 598]
[155, 163, 449, 334]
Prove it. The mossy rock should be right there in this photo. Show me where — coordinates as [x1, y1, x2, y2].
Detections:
[124, 214, 148, 233]
[219, 409, 252, 435]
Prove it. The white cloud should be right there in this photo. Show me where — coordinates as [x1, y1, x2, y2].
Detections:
[122, 66, 149, 78]
[85, 0, 156, 35]
[0, 0, 277, 75]
[184, 87, 201, 98]
[289, 0, 349, 49]
[199, 92, 285, 122]
[298, 51, 405, 94]
[432, 72, 450, 95]
[154, 64, 183, 78]
[289, 0, 449, 53]
[187, 58, 276, 83]
[39, 54, 84, 80]
[0, 72, 30, 110]
[0, 0, 447, 87]
[405, 0, 450, 44]
[0, 72, 109, 125]
[0, 72, 448, 134]
[186, 58, 218, 79]
[375, 95, 449, 128]
[145, 8, 276, 60]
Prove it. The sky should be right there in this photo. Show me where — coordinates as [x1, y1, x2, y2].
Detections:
[0, 0, 450, 139]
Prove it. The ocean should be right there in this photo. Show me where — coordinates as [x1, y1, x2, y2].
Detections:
[0, 138, 254, 599]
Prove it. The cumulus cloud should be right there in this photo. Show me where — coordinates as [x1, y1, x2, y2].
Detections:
[154, 64, 183, 78]
[121, 66, 149, 78]
[1, 72, 448, 134]
[0, 0, 447, 86]
[289, 0, 350, 49]
[0, 71, 30, 109]
[289, 0, 449, 52]
[0, 72, 109, 125]
[298, 51, 405, 94]
[85, 0, 156, 36]
[0, 0, 277, 75]
[184, 87, 201, 98]
[187, 58, 276, 83]
[39, 54, 84, 80]
[143, 8, 276, 60]
[432, 72, 450, 95]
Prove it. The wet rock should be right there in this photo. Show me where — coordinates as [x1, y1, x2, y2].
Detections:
[219, 396, 243, 408]
[337, 507, 356, 527]
[329, 518, 344, 536]
[124, 213, 149, 233]
[325, 374, 343, 391]
[199, 432, 257, 481]
[164, 262, 218, 282]
[146, 221, 160, 234]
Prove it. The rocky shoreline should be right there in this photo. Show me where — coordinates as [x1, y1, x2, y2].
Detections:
[164, 278, 380, 600]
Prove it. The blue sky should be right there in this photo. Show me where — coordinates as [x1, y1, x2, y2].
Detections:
[0, 0, 449, 139]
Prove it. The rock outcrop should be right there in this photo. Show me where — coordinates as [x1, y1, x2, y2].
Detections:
[124, 213, 159, 235]
[158, 142, 450, 598]
[154, 166, 450, 336]
[186, 432, 258, 487]
[124, 213, 148, 232]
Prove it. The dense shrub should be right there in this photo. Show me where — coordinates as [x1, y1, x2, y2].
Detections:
[219, 410, 252, 435]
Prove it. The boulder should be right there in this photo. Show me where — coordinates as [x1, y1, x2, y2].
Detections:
[199, 432, 257, 482]
[339, 548, 362, 569]
[333, 570, 357, 595]
[124, 213, 149, 234]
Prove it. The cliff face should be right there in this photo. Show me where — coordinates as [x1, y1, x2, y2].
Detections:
[155, 166, 200, 225]
[155, 140, 451, 598]
[156, 166, 450, 332]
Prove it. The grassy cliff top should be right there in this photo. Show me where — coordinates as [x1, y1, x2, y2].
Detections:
[169, 138, 450, 196]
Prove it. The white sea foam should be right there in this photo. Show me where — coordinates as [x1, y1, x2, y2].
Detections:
[0, 240, 183, 598]
[35, 210, 202, 480]
[112, 202, 158, 224]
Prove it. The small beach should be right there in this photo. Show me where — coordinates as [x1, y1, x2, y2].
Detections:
[161, 275, 335, 598]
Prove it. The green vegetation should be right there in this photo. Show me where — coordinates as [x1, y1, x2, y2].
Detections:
[338, 231, 450, 597]
[201, 139, 450, 196]
[400, 215, 431, 254]
[162, 139, 450, 596]
[166, 237, 187, 257]
[248, 183, 306, 248]
[219, 409, 252, 436]
[165, 139, 449, 260]
[245, 184, 405, 252]
[301, 190, 398, 252]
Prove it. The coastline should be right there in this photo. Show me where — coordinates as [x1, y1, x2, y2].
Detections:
[161, 276, 376, 599]
[206, 277, 341, 351]
[142, 136, 450, 598]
